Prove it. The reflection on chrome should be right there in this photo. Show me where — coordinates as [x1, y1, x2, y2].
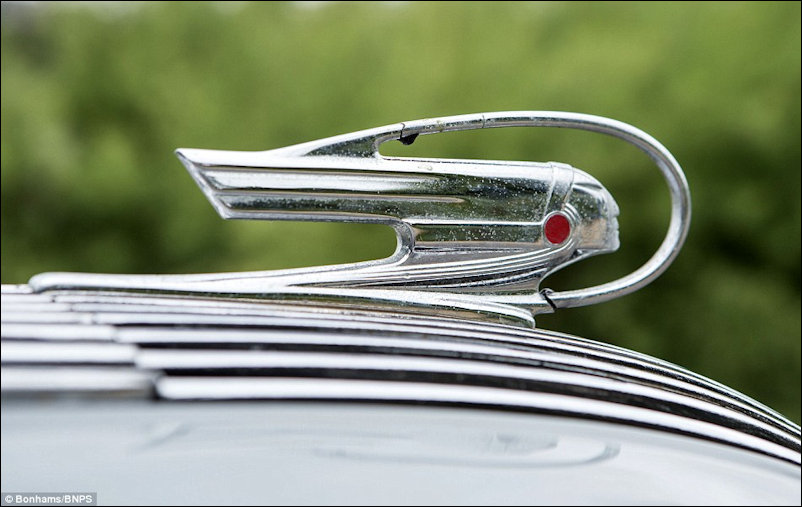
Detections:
[25, 112, 688, 327]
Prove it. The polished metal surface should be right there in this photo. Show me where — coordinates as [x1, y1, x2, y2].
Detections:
[2, 403, 799, 505]
[27, 112, 691, 326]
[2, 284, 799, 466]
[4, 111, 798, 500]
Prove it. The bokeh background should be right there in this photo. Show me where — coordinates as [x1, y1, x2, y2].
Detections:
[1, 1, 799, 422]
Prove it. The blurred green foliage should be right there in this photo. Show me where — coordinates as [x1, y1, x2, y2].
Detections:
[1, 1, 799, 422]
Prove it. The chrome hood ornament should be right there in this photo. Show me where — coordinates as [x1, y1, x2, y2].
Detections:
[28, 112, 690, 326]
[5, 113, 800, 501]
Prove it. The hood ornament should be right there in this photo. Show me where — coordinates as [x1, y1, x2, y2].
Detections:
[29, 112, 690, 327]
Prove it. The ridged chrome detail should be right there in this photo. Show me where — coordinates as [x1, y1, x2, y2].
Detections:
[26, 112, 692, 326]
[4, 112, 794, 467]
[2, 285, 799, 466]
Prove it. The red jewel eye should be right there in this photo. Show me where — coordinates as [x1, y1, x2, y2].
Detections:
[545, 213, 571, 245]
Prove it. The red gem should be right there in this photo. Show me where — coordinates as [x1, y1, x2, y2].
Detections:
[545, 213, 571, 245]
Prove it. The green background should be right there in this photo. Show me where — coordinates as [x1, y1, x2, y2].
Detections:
[2, 1, 799, 422]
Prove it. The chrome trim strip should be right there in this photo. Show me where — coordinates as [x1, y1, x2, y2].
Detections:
[156, 378, 799, 466]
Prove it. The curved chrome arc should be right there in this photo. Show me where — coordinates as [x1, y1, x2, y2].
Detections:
[27, 112, 689, 322]
[335, 111, 689, 309]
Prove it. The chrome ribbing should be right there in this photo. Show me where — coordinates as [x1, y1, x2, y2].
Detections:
[27, 112, 690, 324]
[2, 284, 798, 466]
